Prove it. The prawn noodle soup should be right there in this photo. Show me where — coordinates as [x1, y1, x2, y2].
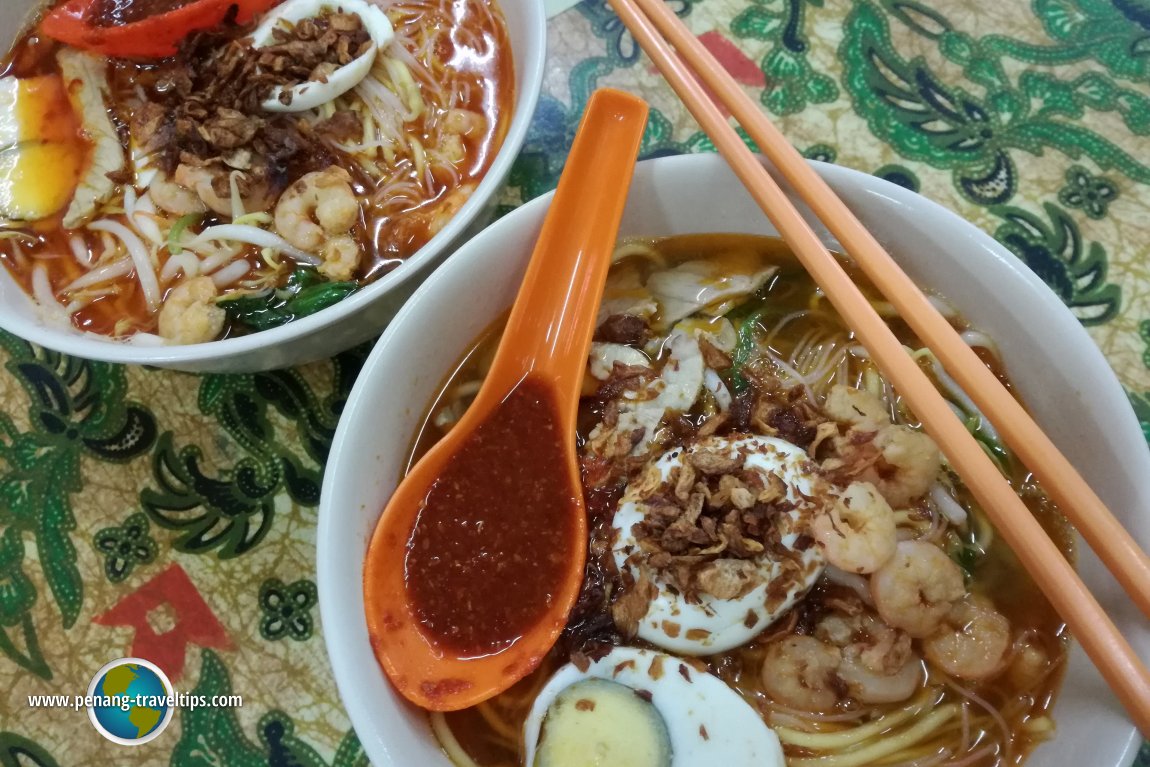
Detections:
[0, 0, 512, 342]
[413, 235, 1073, 767]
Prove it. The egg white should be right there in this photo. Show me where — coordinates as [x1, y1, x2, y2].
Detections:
[522, 646, 785, 767]
[613, 435, 826, 655]
[250, 0, 394, 113]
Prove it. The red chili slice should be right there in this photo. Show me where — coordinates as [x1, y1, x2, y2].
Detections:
[39, 0, 280, 59]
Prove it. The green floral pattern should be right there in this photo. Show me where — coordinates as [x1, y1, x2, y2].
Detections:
[1030, 0, 1150, 81]
[1059, 165, 1119, 219]
[5, 0, 1150, 763]
[731, 0, 838, 115]
[172, 650, 367, 767]
[0, 528, 35, 627]
[0, 335, 156, 680]
[0, 732, 60, 767]
[990, 201, 1121, 324]
[258, 578, 318, 642]
[841, 1, 1150, 206]
[92, 513, 157, 583]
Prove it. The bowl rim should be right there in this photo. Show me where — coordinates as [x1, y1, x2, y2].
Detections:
[318, 152, 1146, 767]
[0, 0, 547, 367]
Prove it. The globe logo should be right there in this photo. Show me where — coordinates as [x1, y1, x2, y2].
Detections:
[86, 658, 174, 745]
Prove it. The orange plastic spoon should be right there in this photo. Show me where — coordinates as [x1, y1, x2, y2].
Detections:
[363, 89, 649, 712]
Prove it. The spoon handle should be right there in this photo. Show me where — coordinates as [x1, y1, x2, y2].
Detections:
[487, 88, 648, 421]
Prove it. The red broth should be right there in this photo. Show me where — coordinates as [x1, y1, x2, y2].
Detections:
[404, 376, 580, 656]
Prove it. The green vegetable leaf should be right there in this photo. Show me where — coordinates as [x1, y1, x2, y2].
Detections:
[729, 309, 765, 393]
[219, 268, 358, 333]
[953, 543, 982, 578]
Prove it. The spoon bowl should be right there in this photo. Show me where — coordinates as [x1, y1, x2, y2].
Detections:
[362, 88, 649, 711]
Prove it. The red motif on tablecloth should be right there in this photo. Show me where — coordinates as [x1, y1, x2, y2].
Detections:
[650, 31, 766, 118]
[92, 563, 232, 682]
[696, 31, 765, 86]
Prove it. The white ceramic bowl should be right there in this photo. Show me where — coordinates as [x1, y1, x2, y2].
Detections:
[318, 154, 1150, 766]
[0, 0, 545, 372]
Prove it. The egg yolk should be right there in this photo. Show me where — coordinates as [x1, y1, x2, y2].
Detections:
[534, 678, 672, 767]
[0, 74, 87, 222]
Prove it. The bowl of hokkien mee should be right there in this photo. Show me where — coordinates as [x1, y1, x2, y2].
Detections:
[317, 152, 1150, 767]
[0, 0, 544, 371]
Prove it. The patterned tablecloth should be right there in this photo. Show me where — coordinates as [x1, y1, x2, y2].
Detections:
[3, 0, 1150, 764]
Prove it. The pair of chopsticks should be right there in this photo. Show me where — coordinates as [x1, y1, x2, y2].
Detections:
[605, 0, 1150, 735]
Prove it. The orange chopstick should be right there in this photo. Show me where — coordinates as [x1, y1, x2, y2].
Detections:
[606, 0, 1150, 736]
[630, 0, 1150, 625]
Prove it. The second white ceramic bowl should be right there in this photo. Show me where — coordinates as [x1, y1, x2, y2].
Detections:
[318, 153, 1150, 767]
[0, 0, 545, 372]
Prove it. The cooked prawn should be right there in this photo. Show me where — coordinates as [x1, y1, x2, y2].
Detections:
[427, 182, 474, 238]
[814, 610, 923, 705]
[1008, 636, 1053, 689]
[319, 234, 360, 282]
[149, 174, 206, 217]
[821, 384, 942, 508]
[811, 481, 897, 574]
[870, 539, 965, 638]
[443, 108, 486, 136]
[871, 425, 941, 507]
[173, 164, 274, 218]
[837, 649, 923, 705]
[823, 385, 889, 429]
[761, 635, 842, 712]
[923, 595, 1011, 681]
[273, 167, 358, 252]
[157, 276, 225, 344]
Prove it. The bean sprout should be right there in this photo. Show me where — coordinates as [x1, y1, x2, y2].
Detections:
[63, 257, 133, 292]
[190, 225, 320, 266]
[930, 482, 968, 526]
[210, 260, 252, 288]
[87, 219, 161, 312]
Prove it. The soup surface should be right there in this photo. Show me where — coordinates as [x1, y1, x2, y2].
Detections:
[0, 0, 513, 341]
[408, 234, 1072, 767]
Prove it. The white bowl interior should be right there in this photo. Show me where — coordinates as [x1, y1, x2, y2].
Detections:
[318, 154, 1150, 766]
[0, 0, 545, 373]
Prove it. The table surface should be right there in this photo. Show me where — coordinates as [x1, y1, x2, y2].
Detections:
[3, 0, 1150, 764]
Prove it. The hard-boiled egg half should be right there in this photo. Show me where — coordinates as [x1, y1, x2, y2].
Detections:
[250, 0, 394, 113]
[613, 435, 826, 655]
[0, 74, 85, 222]
[523, 646, 785, 767]
[0, 50, 124, 228]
